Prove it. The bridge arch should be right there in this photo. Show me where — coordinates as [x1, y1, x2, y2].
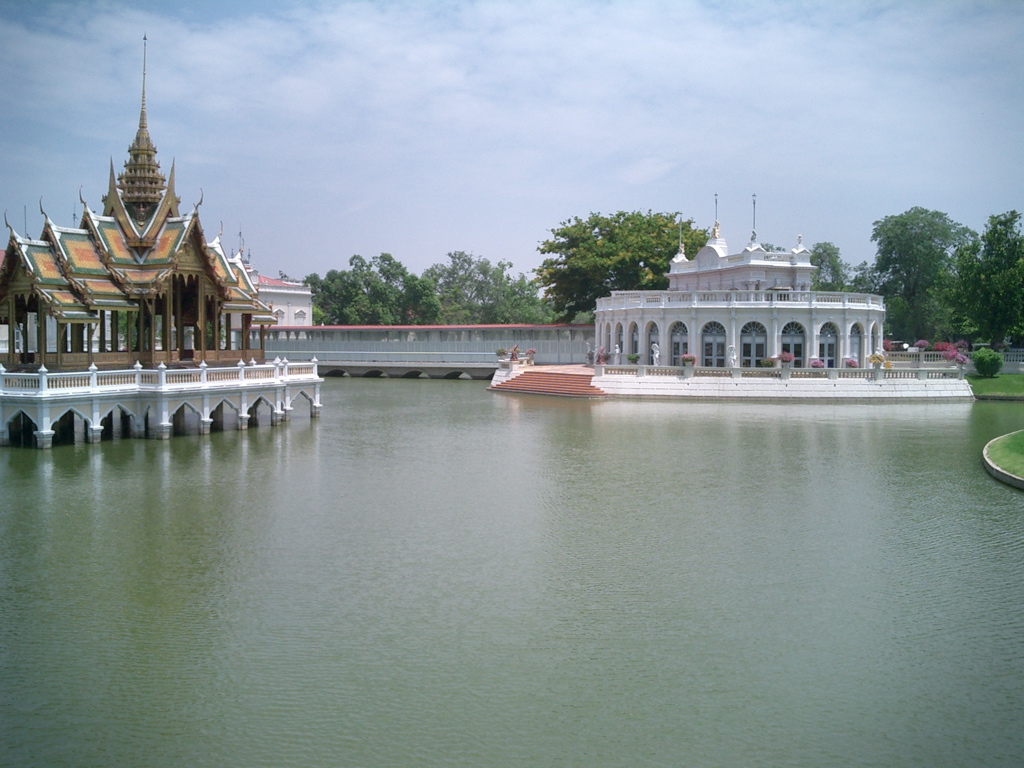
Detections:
[6, 410, 38, 447]
[247, 396, 276, 428]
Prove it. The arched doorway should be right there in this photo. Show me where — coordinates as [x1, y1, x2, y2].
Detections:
[702, 322, 727, 367]
[781, 322, 806, 367]
[849, 324, 863, 366]
[629, 323, 639, 357]
[669, 322, 688, 365]
[645, 322, 660, 364]
[740, 321, 767, 367]
[819, 322, 839, 368]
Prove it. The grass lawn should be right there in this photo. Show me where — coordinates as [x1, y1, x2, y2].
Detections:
[967, 373, 1024, 397]
[987, 430, 1024, 479]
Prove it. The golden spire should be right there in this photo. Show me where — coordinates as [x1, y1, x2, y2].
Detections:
[118, 34, 166, 222]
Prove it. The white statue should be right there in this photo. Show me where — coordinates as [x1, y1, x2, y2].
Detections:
[651, 342, 660, 366]
[614, 344, 621, 365]
[727, 345, 737, 368]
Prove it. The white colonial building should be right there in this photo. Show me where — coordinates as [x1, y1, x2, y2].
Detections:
[594, 223, 886, 368]
[246, 270, 313, 327]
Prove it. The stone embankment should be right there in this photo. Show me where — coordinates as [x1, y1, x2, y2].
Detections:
[490, 363, 974, 402]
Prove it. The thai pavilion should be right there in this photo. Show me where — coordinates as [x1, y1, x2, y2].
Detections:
[594, 223, 886, 368]
[0, 55, 328, 449]
[0, 76, 275, 372]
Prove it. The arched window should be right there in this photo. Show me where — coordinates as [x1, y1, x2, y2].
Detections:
[629, 323, 639, 356]
[819, 322, 839, 368]
[645, 322, 660, 364]
[849, 324, 863, 366]
[740, 321, 767, 367]
[669, 322, 688, 365]
[615, 323, 624, 358]
[702, 321, 727, 367]
[781, 322, 805, 367]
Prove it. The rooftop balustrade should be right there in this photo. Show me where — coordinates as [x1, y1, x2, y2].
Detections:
[595, 290, 886, 312]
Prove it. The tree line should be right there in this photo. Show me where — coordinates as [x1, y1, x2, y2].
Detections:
[304, 251, 554, 326]
[303, 207, 1023, 345]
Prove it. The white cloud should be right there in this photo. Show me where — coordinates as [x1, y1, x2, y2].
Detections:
[1, 0, 1022, 278]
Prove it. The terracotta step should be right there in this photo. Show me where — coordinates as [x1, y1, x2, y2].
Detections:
[490, 370, 607, 398]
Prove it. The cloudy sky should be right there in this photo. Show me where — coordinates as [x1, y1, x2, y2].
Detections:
[1, 0, 1022, 282]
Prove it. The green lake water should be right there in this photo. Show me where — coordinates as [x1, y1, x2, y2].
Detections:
[2, 379, 1023, 767]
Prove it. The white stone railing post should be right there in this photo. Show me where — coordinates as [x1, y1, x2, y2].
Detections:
[200, 360, 208, 384]
[158, 362, 167, 388]
[89, 362, 98, 389]
[38, 364, 48, 392]
[237, 358, 246, 382]
[311, 356, 318, 378]
[133, 360, 142, 386]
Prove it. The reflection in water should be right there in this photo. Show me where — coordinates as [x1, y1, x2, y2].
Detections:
[1, 381, 1022, 767]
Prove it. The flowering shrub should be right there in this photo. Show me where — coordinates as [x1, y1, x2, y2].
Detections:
[955, 339, 969, 350]
[914, 339, 930, 350]
[778, 351, 795, 363]
[943, 349, 969, 365]
[844, 358, 859, 368]
[680, 353, 697, 365]
[883, 339, 895, 352]
[933, 341, 954, 353]
[810, 358, 826, 368]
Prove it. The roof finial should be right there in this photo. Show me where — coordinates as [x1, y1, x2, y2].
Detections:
[140, 34, 148, 129]
[751, 193, 757, 242]
[714, 192, 718, 223]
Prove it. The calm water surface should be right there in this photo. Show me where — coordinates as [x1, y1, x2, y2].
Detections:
[1, 380, 1023, 767]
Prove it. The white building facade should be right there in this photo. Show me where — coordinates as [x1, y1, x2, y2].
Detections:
[594, 224, 886, 368]
[250, 272, 314, 327]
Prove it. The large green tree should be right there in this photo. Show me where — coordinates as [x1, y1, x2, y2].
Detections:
[810, 241, 849, 291]
[305, 253, 441, 325]
[951, 211, 1024, 345]
[870, 207, 973, 340]
[423, 251, 553, 324]
[535, 211, 708, 321]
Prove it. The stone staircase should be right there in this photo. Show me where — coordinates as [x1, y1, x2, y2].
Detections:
[490, 370, 607, 398]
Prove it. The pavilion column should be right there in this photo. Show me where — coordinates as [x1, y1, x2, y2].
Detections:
[174, 279, 183, 355]
[148, 299, 156, 358]
[163, 294, 171, 356]
[136, 303, 143, 357]
[242, 315, 251, 356]
[36, 309, 46, 365]
[198, 282, 206, 359]
[6, 298, 14, 365]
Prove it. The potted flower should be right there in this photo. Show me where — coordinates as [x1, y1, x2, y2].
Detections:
[495, 348, 507, 359]
[844, 358, 859, 368]
[627, 353, 640, 365]
[943, 349, 969, 366]
[525, 348, 537, 364]
[680, 353, 697, 367]
[777, 351, 795, 367]
[868, 352, 885, 368]
[757, 357, 775, 368]
[810, 358, 825, 369]
[914, 339, 929, 353]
